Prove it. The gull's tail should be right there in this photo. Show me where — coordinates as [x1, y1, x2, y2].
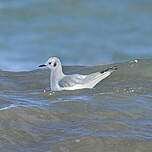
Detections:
[84, 66, 117, 88]
[100, 66, 118, 74]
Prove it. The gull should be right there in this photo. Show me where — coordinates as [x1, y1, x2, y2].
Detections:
[39, 57, 117, 91]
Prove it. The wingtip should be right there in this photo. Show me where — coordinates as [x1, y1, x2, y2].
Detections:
[100, 66, 118, 74]
[110, 66, 118, 71]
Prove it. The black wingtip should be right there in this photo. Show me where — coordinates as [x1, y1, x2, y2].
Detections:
[100, 66, 118, 74]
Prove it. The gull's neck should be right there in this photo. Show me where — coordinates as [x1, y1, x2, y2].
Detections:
[50, 65, 64, 91]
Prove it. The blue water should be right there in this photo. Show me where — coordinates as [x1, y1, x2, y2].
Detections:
[0, 0, 152, 71]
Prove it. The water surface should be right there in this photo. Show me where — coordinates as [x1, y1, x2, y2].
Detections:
[0, 59, 152, 152]
[0, 0, 152, 71]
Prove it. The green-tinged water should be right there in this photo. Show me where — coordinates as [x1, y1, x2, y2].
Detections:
[0, 59, 152, 152]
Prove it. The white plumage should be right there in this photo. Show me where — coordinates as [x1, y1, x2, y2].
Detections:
[39, 57, 117, 91]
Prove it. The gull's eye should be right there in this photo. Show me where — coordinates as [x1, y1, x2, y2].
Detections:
[53, 62, 57, 67]
[49, 62, 51, 65]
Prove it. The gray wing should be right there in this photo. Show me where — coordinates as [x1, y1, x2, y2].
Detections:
[58, 74, 86, 87]
[58, 73, 103, 88]
[58, 67, 117, 88]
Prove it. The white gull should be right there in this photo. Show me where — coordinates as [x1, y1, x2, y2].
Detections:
[39, 57, 117, 91]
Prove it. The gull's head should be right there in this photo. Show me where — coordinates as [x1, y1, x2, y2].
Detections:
[39, 57, 61, 70]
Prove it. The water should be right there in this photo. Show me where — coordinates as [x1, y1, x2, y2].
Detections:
[0, 0, 152, 151]
[0, 0, 152, 71]
[0, 59, 152, 152]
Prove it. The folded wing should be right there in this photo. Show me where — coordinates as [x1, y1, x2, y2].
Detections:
[58, 67, 116, 88]
[58, 74, 86, 87]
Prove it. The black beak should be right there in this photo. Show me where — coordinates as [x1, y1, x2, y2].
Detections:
[39, 64, 46, 67]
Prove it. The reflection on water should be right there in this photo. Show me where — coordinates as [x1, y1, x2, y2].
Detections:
[0, 59, 152, 151]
